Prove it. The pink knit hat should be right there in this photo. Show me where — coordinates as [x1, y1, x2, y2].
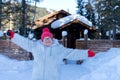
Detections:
[41, 28, 53, 41]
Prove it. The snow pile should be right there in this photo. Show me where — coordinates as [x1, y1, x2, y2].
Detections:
[78, 48, 120, 80]
[51, 14, 92, 29]
[0, 54, 33, 80]
[61, 48, 120, 80]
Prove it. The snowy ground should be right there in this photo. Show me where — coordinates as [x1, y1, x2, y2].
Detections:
[0, 48, 120, 80]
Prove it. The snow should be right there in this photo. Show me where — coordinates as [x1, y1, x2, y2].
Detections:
[0, 34, 120, 80]
[28, 33, 34, 39]
[0, 30, 3, 37]
[84, 29, 88, 35]
[0, 54, 33, 80]
[62, 31, 67, 37]
[51, 14, 92, 29]
[106, 29, 120, 36]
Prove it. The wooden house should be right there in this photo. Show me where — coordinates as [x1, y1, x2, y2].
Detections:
[32, 10, 96, 48]
[51, 15, 96, 48]
[32, 10, 70, 39]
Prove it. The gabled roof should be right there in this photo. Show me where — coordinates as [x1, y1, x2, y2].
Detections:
[33, 10, 70, 29]
[51, 14, 95, 30]
[37, 9, 70, 22]
[59, 19, 94, 30]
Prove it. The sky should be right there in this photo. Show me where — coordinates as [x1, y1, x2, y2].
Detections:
[3, 0, 78, 14]
[36, 0, 78, 14]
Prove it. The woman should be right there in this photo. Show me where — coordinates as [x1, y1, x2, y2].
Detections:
[8, 28, 95, 80]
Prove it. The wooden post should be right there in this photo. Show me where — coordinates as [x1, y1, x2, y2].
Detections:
[84, 29, 88, 49]
[62, 31, 67, 47]
[84, 34, 88, 49]
[62, 36, 65, 47]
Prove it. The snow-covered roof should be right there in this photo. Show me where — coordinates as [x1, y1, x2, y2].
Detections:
[33, 10, 70, 29]
[51, 14, 92, 29]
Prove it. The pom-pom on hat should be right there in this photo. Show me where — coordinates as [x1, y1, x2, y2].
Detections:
[41, 28, 53, 41]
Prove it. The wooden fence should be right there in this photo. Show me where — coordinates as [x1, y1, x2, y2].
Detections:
[76, 40, 120, 53]
[0, 40, 33, 60]
[0, 40, 120, 61]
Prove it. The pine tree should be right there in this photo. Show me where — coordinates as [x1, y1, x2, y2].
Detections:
[1, 0, 49, 36]
[96, 0, 120, 39]
[77, 0, 97, 39]
[76, 0, 85, 16]
[85, 2, 96, 26]
[77, 0, 97, 26]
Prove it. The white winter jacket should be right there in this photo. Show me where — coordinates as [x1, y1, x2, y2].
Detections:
[12, 33, 88, 80]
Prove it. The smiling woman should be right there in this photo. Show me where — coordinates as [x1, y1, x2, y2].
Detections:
[37, 0, 77, 14]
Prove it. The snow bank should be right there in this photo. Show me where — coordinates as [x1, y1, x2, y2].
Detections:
[77, 48, 120, 80]
[0, 54, 33, 80]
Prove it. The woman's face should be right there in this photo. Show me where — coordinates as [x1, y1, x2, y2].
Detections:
[43, 37, 53, 46]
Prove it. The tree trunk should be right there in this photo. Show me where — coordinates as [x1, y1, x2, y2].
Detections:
[20, 0, 26, 36]
[0, 0, 2, 30]
[112, 25, 116, 40]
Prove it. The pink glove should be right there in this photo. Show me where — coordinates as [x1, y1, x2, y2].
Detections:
[88, 49, 95, 57]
